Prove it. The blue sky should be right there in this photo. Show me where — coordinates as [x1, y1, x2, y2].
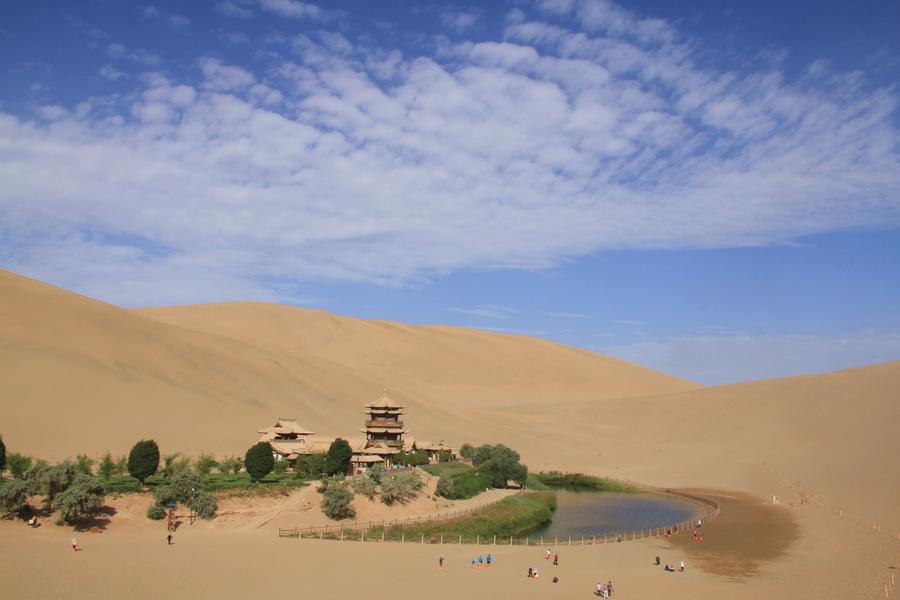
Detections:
[1, 0, 899, 384]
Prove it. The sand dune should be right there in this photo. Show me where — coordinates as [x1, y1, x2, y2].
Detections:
[2, 268, 899, 599]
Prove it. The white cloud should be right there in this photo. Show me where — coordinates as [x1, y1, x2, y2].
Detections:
[1, 3, 899, 304]
[99, 65, 127, 81]
[450, 305, 520, 319]
[604, 332, 900, 385]
[259, 0, 324, 20]
[545, 312, 588, 318]
[440, 8, 483, 34]
[170, 15, 191, 29]
[215, 1, 255, 19]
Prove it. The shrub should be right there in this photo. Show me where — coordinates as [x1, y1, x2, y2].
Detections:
[23, 459, 48, 483]
[146, 503, 166, 520]
[349, 476, 376, 499]
[98, 452, 116, 480]
[459, 443, 476, 460]
[191, 492, 217, 520]
[435, 475, 454, 498]
[320, 483, 355, 520]
[437, 450, 453, 463]
[218, 456, 241, 479]
[0, 435, 5, 473]
[54, 474, 106, 525]
[294, 453, 326, 478]
[162, 453, 191, 479]
[128, 440, 160, 485]
[44, 462, 77, 510]
[325, 439, 352, 476]
[244, 442, 274, 482]
[74, 454, 94, 476]
[396, 450, 429, 466]
[114, 455, 129, 477]
[0, 479, 32, 518]
[273, 459, 287, 475]
[367, 464, 384, 484]
[195, 453, 218, 477]
[380, 472, 423, 506]
[7, 453, 32, 479]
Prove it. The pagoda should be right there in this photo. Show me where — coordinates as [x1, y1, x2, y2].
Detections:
[360, 389, 407, 458]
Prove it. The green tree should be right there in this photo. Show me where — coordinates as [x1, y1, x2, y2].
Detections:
[397, 450, 429, 466]
[320, 483, 355, 520]
[195, 453, 218, 477]
[244, 442, 274, 483]
[273, 459, 287, 475]
[0, 479, 31, 518]
[473, 444, 528, 488]
[324, 438, 352, 476]
[149, 471, 217, 521]
[43, 462, 77, 510]
[294, 454, 326, 478]
[437, 450, 453, 463]
[0, 435, 5, 474]
[114, 455, 129, 477]
[23, 459, 48, 483]
[367, 464, 384, 485]
[98, 452, 116, 480]
[217, 455, 241, 479]
[7, 453, 32, 479]
[54, 474, 106, 525]
[127, 440, 160, 485]
[436, 475, 455, 498]
[75, 454, 95, 475]
[162, 453, 190, 479]
[459, 443, 476, 460]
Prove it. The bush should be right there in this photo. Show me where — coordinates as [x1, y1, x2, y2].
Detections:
[7, 453, 32, 479]
[325, 439, 352, 476]
[217, 456, 241, 479]
[98, 453, 116, 480]
[128, 440, 160, 485]
[437, 450, 453, 463]
[459, 443, 476, 460]
[54, 474, 106, 525]
[23, 459, 48, 483]
[150, 471, 216, 520]
[114, 455, 129, 477]
[191, 492, 217, 520]
[380, 472, 423, 506]
[396, 450, 429, 467]
[0, 435, 5, 473]
[349, 476, 376, 499]
[367, 464, 384, 484]
[320, 483, 355, 520]
[162, 453, 191, 479]
[244, 442, 274, 482]
[0, 479, 32, 518]
[273, 459, 287, 475]
[435, 475, 454, 498]
[44, 462, 77, 510]
[294, 453, 326, 478]
[146, 503, 166, 520]
[195, 453, 218, 477]
[75, 454, 95, 476]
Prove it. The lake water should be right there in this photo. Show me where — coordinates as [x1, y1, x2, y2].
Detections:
[529, 491, 703, 540]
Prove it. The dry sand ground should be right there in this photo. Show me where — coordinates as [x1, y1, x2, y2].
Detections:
[1, 269, 899, 599]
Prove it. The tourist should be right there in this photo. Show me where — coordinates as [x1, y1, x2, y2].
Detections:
[533, 568, 539, 580]
[528, 567, 534, 578]
[552, 576, 559, 584]
[553, 553, 559, 566]
[478, 554, 484, 568]
[471, 558, 476, 569]
[664, 563, 674, 572]
[546, 549, 551, 560]
[595, 582, 603, 596]
[655, 555, 660, 565]
[680, 560, 685, 572]
[607, 580, 613, 596]
[438, 554, 444, 569]
[71, 538, 78, 553]
[167, 533, 173, 545]
[486, 553, 492, 568]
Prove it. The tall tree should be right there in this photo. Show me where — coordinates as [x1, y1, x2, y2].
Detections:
[127, 440, 160, 485]
[244, 442, 274, 483]
[325, 438, 353, 476]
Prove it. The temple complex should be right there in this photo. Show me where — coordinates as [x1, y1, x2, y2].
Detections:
[257, 390, 454, 473]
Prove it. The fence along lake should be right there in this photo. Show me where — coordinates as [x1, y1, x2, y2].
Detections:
[530, 491, 704, 540]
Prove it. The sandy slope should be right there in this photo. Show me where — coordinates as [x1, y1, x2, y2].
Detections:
[1, 269, 899, 599]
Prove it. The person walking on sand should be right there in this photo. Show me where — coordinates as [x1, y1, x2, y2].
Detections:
[553, 553, 559, 566]
[655, 555, 660, 565]
[607, 580, 613, 596]
[680, 560, 685, 572]
[546, 549, 551, 560]
[486, 554, 492, 568]
[471, 558, 476, 569]
[71, 538, 78, 553]
[478, 554, 484, 568]
[438, 554, 444, 569]
[167, 533, 173, 545]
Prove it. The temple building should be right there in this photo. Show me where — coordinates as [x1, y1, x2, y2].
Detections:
[257, 390, 455, 473]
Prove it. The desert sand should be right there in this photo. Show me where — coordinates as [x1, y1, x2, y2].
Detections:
[1, 269, 898, 599]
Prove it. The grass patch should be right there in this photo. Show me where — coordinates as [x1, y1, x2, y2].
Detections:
[422, 461, 492, 500]
[102, 472, 311, 495]
[524, 473, 549, 490]
[366, 491, 557, 542]
[534, 471, 638, 493]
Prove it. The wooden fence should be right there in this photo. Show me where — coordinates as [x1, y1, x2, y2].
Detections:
[278, 477, 720, 545]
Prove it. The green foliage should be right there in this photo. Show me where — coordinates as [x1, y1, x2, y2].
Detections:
[128, 440, 160, 484]
[44, 462, 77, 510]
[273, 459, 287, 475]
[195, 453, 218, 477]
[380, 472, 423, 506]
[98, 453, 116, 480]
[75, 454, 95, 475]
[191, 492, 217, 520]
[162, 453, 191, 479]
[459, 443, 476, 460]
[7, 453, 32, 479]
[114, 455, 129, 477]
[396, 450, 429, 466]
[150, 471, 218, 521]
[533, 471, 638, 493]
[524, 474, 549, 490]
[437, 450, 453, 463]
[244, 442, 275, 483]
[320, 483, 355, 520]
[349, 476, 376, 499]
[435, 475, 455, 498]
[368, 492, 557, 541]
[0, 479, 32, 518]
[422, 461, 492, 499]
[146, 503, 166, 520]
[471, 444, 528, 488]
[0, 435, 5, 473]
[53, 474, 106, 525]
[293, 453, 326, 478]
[324, 438, 352, 476]
[217, 455, 242, 479]
[367, 463, 384, 484]
[23, 459, 49, 483]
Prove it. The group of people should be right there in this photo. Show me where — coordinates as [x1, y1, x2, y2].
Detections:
[469, 553, 492, 569]
[594, 581, 613, 597]
[655, 555, 685, 573]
